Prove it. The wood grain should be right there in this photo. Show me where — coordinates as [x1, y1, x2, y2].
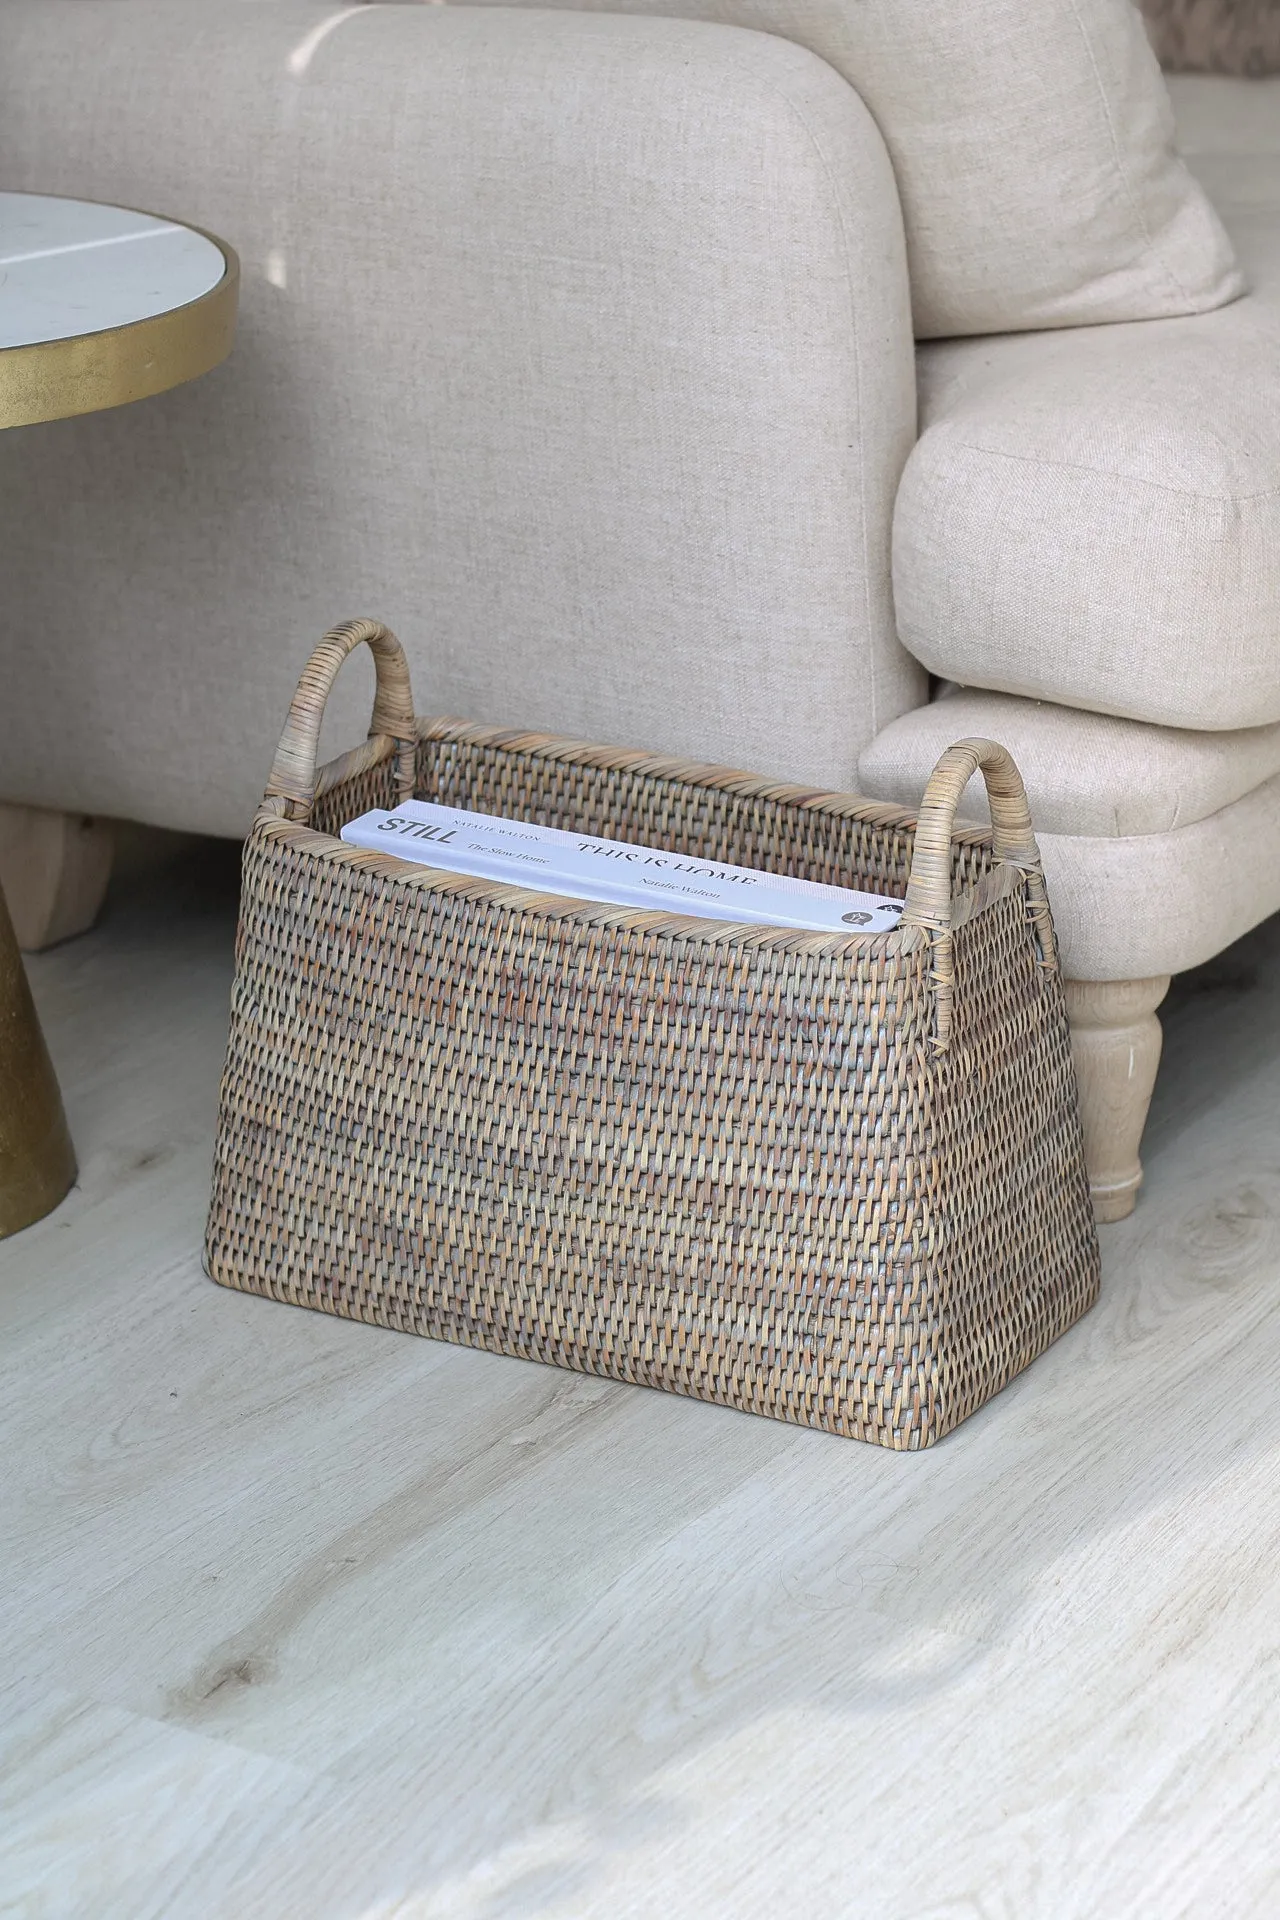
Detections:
[0, 803, 113, 953]
[3, 851, 1280, 1917]
[1065, 974, 1171, 1222]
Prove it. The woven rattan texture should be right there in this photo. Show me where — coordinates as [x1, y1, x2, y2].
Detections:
[928, 893, 1098, 1429]
[209, 733, 1098, 1449]
[309, 734, 995, 898]
[415, 732, 996, 897]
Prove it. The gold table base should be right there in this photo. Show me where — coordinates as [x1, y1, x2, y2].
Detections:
[0, 195, 237, 1238]
[0, 882, 76, 1238]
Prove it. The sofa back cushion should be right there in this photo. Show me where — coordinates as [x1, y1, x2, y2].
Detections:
[457, 0, 1243, 337]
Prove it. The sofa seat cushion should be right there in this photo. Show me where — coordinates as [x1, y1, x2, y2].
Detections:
[858, 687, 1280, 836]
[858, 688, 1280, 978]
[892, 79, 1280, 731]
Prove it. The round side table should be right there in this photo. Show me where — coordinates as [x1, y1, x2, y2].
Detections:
[0, 192, 239, 1237]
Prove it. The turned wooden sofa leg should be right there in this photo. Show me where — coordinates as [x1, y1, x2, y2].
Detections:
[0, 804, 114, 952]
[1064, 976, 1171, 1225]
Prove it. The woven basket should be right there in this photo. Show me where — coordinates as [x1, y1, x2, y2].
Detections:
[206, 620, 1099, 1449]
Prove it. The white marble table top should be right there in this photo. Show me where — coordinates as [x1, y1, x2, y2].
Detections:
[0, 191, 227, 352]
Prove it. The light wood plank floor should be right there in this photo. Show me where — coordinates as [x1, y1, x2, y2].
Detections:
[4, 842, 1280, 1919]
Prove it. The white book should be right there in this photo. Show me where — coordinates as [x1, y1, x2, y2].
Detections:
[340, 800, 905, 934]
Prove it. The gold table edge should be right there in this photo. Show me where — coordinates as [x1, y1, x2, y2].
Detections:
[0, 214, 240, 430]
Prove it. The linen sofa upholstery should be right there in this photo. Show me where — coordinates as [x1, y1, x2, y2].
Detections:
[892, 178, 1280, 730]
[1166, 70, 1280, 166]
[455, 0, 1242, 337]
[0, 0, 921, 839]
[867, 82, 1280, 986]
[852, 70, 1280, 1215]
[861, 690, 1280, 839]
[860, 689, 1280, 980]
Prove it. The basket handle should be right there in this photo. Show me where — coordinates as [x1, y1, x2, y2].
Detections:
[901, 737, 1056, 1052]
[264, 618, 417, 820]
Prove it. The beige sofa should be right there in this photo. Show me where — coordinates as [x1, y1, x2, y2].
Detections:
[0, 1, 1276, 1221]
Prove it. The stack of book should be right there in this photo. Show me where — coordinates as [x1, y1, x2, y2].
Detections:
[340, 801, 904, 933]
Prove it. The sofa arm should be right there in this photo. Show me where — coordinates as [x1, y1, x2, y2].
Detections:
[0, 1, 921, 836]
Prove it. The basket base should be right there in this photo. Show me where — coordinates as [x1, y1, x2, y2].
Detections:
[204, 1245, 1101, 1452]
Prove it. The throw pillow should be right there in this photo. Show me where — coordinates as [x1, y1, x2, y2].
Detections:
[456, 0, 1244, 336]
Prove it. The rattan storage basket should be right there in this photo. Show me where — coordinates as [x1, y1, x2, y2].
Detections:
[206, 620, 1099, 1449]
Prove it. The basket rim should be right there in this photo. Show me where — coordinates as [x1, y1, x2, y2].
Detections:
[414, 715, 994, 845]
[255, 715, 1014, 959]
